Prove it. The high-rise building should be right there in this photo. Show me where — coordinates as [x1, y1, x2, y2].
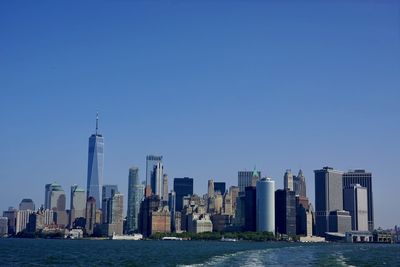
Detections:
[343, 170, 374, 231]
[238, 169, 261, 193]
[45, 182, 67, 226]
[168, 191, 176, 232]
[86, 113, 104, 208]
[146, 155, 163, 187]
[173, 177, 194, 211]
[328, 210, 352, 234]
[275, 189, 296, 236]
[2, 208, 17, 235]
[283, 170, 294, 191]
[256, 178, 275, 233]
[244, 186, 257, 231]
[296, 196, 314, 236]
[162, 174, 169, 201]
[208, 179, 214, 198]
[343, 184, 368, 231]
[127, 167, 143, 233]
[229, 186, 240, 212]
[0, 217, 8, 236]
[70, 185, 86, 227]
[214, 182, 226, 195]
[85, 197, 97, 236]
[293, 169, 307, 197]
[314, 167, 344, 236]
[102, 185, 118, 224]
[223, 193, 233, 215]
[110, 193, 124, 235]
[19, 199, 35, 211]
[151, 162, 164, 197]
[15, 210, 34, 234]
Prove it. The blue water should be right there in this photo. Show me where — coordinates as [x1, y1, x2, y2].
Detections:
[0, 239, 399, 266]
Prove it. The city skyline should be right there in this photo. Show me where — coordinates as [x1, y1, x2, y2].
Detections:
[1, 1, 399, 229]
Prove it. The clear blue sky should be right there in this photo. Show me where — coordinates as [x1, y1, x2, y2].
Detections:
[1, 1, 399, 228]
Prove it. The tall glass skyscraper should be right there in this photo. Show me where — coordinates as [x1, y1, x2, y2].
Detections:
[145, 155, 163, 196]
[86, 113, 104, 208]
[127, 167, 143, 233]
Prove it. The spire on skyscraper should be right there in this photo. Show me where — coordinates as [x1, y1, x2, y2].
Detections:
[96, 112, 99, 135]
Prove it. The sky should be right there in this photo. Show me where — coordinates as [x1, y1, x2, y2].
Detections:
[0, 0, 399, 228]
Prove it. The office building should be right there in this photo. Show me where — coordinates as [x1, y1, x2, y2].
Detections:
[296, 196, 314, 236]
[16, 210, 34, 234]
[2, 208, 17, 235]
[85, 197, 97, 236]
[275, 189, 296, 236]
[110, 193, 124, 235]
[293, 169, 307, 197]
[343, 170, 374, 231]
[102, 184, 118, 224]
[151, 162, 164, 197]
[283, 170, 294, 191]
[45, 183, 67, 226]
[208, 179, 214, 197]
[146, 155, 163, 188]
[229, 186, 240, 212]
[70, 185, 86, 227]
[314, 167, 344, 236]
[138, 195, 161, 237]
[214, 182, 226, 195]
[168, 191, 176, 232]
[127, 167, 143, 233]
[343, 184, 368, 231]
[19, 199, 35, 211]
[238, 169, 261, 193]
[223, 193, 233, 215]
[0, 217, 8, 236]
[244, 186, 257, 231]
[86, 113, 104, 208]
[162, 174, 168, 202]
[328, 210, 352, 234]
[173, 177, 194, 211]
[256, 177, 275, 233]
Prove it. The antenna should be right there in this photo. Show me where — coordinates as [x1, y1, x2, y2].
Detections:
[96, 112, 99, 135]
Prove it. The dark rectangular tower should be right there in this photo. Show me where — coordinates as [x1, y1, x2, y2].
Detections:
[173, 177, 194, 211]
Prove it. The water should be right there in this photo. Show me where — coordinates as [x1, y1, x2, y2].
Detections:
[0, 239, 399, 266]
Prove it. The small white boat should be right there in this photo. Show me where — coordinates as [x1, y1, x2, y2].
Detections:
[220, 237, 238, 242]
[111, 233, 143, 240]
[162, 236, 183, 241]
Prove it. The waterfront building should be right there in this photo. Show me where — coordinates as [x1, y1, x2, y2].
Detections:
[102, 184, 118, 224]
[127, 167, 143, 233]
[244, 186, 256, 231]
[0, 217, 8, 236]
[138, 195, 161, 237]
[86, 113, 104, 208]
[188, 214, 213, 233]
[343, 170, 374, 231]
[256, 177, 275, 233]
[238, 169, 261, 193]
[162, 174, 169, 202]
[345, 231, 373, 243]
[296, 196, 314, 236]
[27, 209, 55, 232]
[168, 191, 176, 232]
[16, 210, 34, 234]
[173, 177, 194, 211]
[314, 167, 344, 236]
[214, 182, 226, 195]
[293, 169, 307, 197]
[70, 185, 86, 227]
[343, 184, 368, 231]
[211, 214, 231, 232]
[233, 196, 245, 228]
[328, 210, 352, 234]
[146, 155, 163, 191]
[275, 189, 296, 236]
[2, 208, 17, 235]
[85, 197, 96, 236]
[283, 170, 293, 191]
[19, 199, 35, 211]
[150, 206, 171, 235]
[110, 193, 124, 235]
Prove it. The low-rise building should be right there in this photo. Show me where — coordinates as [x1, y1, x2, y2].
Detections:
[345, 231, 373, 243]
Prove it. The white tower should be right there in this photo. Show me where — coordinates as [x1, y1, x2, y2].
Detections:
[256, 177, 275, 233]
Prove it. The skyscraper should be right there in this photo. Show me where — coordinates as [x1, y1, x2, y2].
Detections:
[85, 197, 96, 236]
[173, 177, 194, 211]
[151, 161, 164, 197]
[244, 186, 257, 231]
[293, 169, 307, 197]
[127, 167, 143, 233]
[256, 177, 275, 233]
[214, 182, 226, 195]
[19, 199, 35, 211]
[168, 191, 176, 232]
[162, 174, 169, 201]
[238, 169, 261, 193]
[314, 167, 344, 236]
[146, 155, 163, 188]
[70, 185, 86, 227]
[275, 189, 296, 236]
[45, 182, 68, 226]
[102, 185, 118, 224]
[110, 193, 124, 235]
[208, 179, 215, 197]
[343, 170, 374, 231]
[343, 184, 368, 231]
[283, 170, 294, 191]
[86, 113, 104, 208]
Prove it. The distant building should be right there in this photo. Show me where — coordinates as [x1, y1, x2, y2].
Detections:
[223, 193, 233, 215]
[86, 113, 104, 208]
[296, 196, 314, 236]
[168, 191, 176, 232]
[189, 214, 213, 233]
[102, 184, 118, 224]
[150, 206, 171, 235]
[46, 183, 67, 226]
[328, 210, 352, 234]
[275, 189, 296, 236]
[138, 195, 161, 237]
[314, 167, 344, 236]
[343, 184, 368, 231]
[110, 193, 124, 236]
[256, 178, 275, 233]
[208, 179, 215, 198]
[152, 162, 164, 197]
[244, 186, 256, 231]
[19, 199, 35, 211]
[238, 169, 261, 193]
[85, 197, 97, 236]
[283, 170, 293, 191]
[173, 177, 194, 212]
[229, 186, 240, 212]
[0, 217, 8, 236]
[214, 182, 226, 195]
[343, 170, 374, 232]
[293, 169, 307, 198]
[127, 167, 143, 233]
[70, 185, 86, 228]
[16, 210, 34, 234]
[145, 155, 163, 194]
[27, 209, 55, 232]
[2, 208, 17, 235]
[162, 174, 169, 202]
[211, 214, 231, 232]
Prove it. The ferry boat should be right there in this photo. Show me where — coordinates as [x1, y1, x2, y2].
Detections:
[162, 236, 183, 241]
[111, 233, 143, 240]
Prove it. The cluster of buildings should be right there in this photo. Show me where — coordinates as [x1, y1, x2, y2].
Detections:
[0, 115, 395, 243]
